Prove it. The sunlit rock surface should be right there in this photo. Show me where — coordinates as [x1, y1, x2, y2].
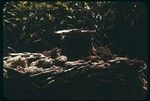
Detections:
[3, 52, 147, 100]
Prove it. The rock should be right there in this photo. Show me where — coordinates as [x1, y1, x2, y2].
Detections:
[108, 57, 129, 63]
[24, 66, 43, 74]
[54, 55, 68, 66]
[3, 52, 147, 100]
[26, 55, 41, 66]
[5, 56, 28, 68]
[30, 57, 54, 68]
[65, 60, 86, 67]
[30, 53, 46, 58]
[55, 55, 67, 62]
[3, 56, 11, 61]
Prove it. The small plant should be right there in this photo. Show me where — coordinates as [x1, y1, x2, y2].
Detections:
[96, 46, 114, 61]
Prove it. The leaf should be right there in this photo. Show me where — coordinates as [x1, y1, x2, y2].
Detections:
[7, 11, 15, 16]
[67, 16, 72, 19]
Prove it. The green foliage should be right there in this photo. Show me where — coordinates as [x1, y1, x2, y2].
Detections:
[3, 1, 146, 53]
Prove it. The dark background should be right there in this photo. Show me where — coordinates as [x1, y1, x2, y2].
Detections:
[3, 1, 148, 62]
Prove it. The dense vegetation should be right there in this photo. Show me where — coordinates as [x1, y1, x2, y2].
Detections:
[3, 2, 148, 99]
[3, 1, 147, 61]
